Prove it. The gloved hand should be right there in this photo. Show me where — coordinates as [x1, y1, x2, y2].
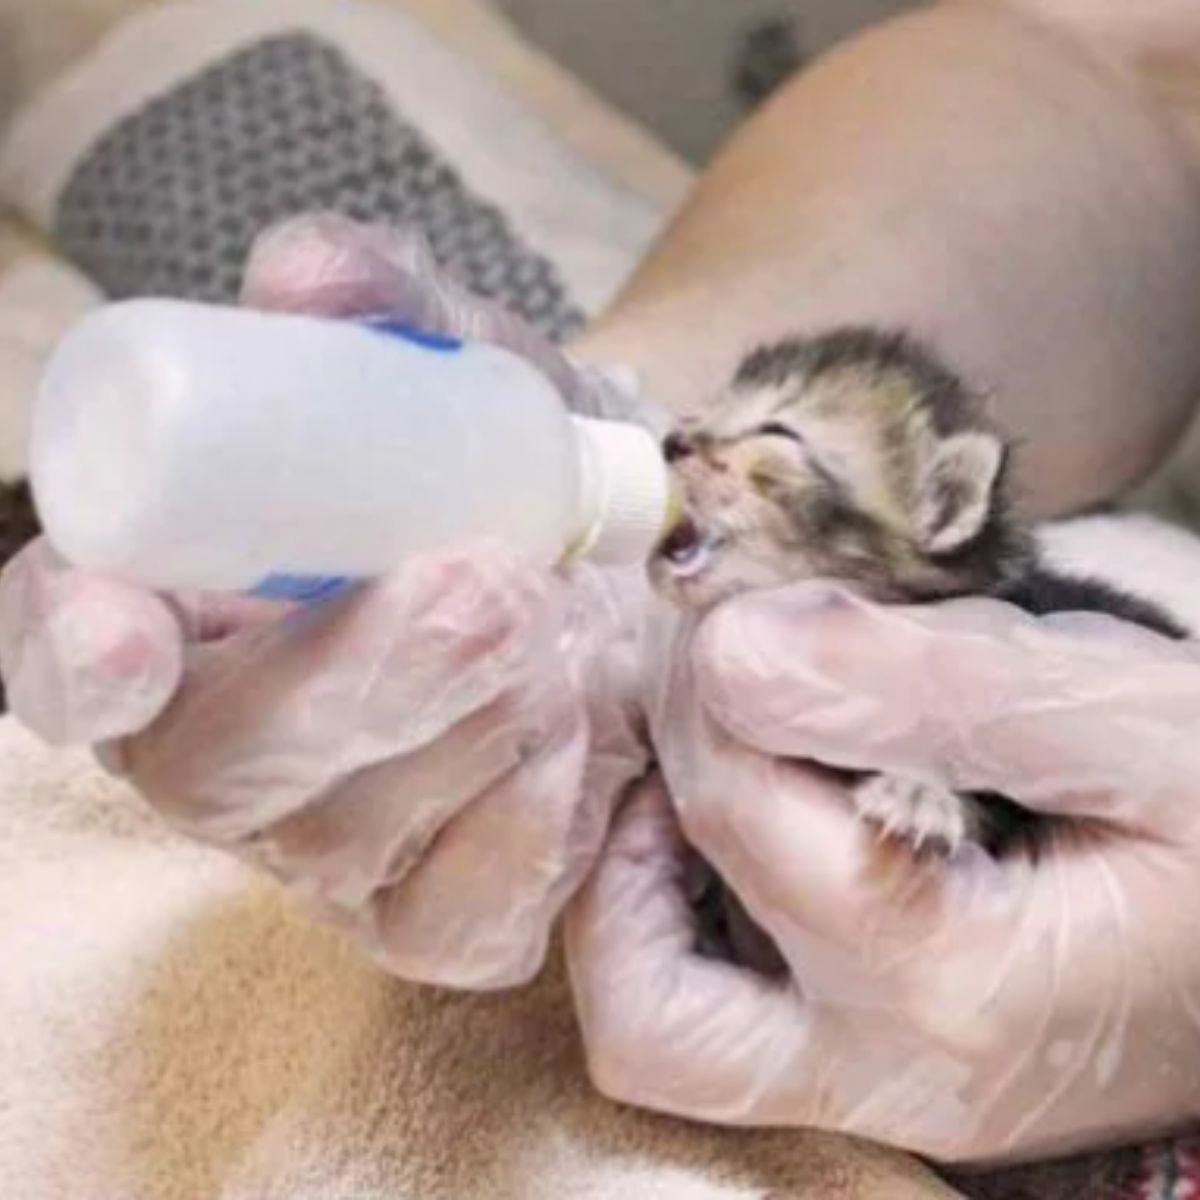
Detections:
[567, 585, 1200, 1164]
[0, 212, 652, 989]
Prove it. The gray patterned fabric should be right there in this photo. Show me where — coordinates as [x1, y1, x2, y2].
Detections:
[54, 32, 584, 341]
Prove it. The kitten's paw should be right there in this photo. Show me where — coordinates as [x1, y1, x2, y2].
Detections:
[853, 774, 979, 854]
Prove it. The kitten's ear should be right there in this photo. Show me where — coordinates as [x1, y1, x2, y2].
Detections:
[917, 431, 1005, 555]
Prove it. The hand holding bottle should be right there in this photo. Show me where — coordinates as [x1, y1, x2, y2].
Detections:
[0, 213, 653, 989]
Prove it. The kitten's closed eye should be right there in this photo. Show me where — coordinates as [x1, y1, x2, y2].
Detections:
[757, 422, 804, 443]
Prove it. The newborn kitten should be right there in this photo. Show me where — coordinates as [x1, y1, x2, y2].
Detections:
[651, 327, 1187, 859]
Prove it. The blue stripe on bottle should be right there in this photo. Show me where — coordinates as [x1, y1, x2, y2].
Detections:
[251, 574, 354, 603]
[361, 316, 463, 352]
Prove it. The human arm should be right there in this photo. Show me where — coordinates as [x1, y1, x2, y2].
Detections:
[575, 0, 1200, 517]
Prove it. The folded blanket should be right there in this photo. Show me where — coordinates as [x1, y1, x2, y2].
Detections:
[0, 0, 691, 325]
[0, 717, 958, 1199]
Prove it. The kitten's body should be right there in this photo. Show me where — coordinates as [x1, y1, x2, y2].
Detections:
[651, 328, 1187, 967]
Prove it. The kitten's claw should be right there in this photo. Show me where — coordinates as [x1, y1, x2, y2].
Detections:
[853, 774, 979, 854]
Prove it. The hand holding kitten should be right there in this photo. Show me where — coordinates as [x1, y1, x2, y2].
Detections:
[568, 579, 1200, 1163]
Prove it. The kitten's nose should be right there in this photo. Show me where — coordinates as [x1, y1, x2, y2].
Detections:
[663, 431, 694, 463]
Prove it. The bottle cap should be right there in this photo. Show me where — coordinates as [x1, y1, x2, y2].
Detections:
[569, 416, 677, 566]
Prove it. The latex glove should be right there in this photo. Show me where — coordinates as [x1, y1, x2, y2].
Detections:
[0, 213, 652, 989]
[567, 586, 1200, 1164]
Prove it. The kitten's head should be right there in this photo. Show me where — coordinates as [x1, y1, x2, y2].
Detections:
[650, 328, 1033, 610]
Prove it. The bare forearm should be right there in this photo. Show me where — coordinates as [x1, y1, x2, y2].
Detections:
[575, 1, 1200, 518]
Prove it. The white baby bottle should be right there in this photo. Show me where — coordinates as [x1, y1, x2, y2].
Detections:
[31, 299, 676, 598]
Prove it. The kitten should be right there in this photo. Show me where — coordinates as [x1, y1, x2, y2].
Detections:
[651, 327, 1186, 889]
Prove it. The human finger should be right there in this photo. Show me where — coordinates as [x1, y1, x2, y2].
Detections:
[694, 585, 1200, 837]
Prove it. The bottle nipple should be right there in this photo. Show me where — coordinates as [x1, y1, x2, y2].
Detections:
[568, 416, 677, 566]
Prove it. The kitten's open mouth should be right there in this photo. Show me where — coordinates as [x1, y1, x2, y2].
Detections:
[657, 514, 725, 579]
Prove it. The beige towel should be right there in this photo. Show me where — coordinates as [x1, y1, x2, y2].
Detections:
[0, 720, 958, 1199]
